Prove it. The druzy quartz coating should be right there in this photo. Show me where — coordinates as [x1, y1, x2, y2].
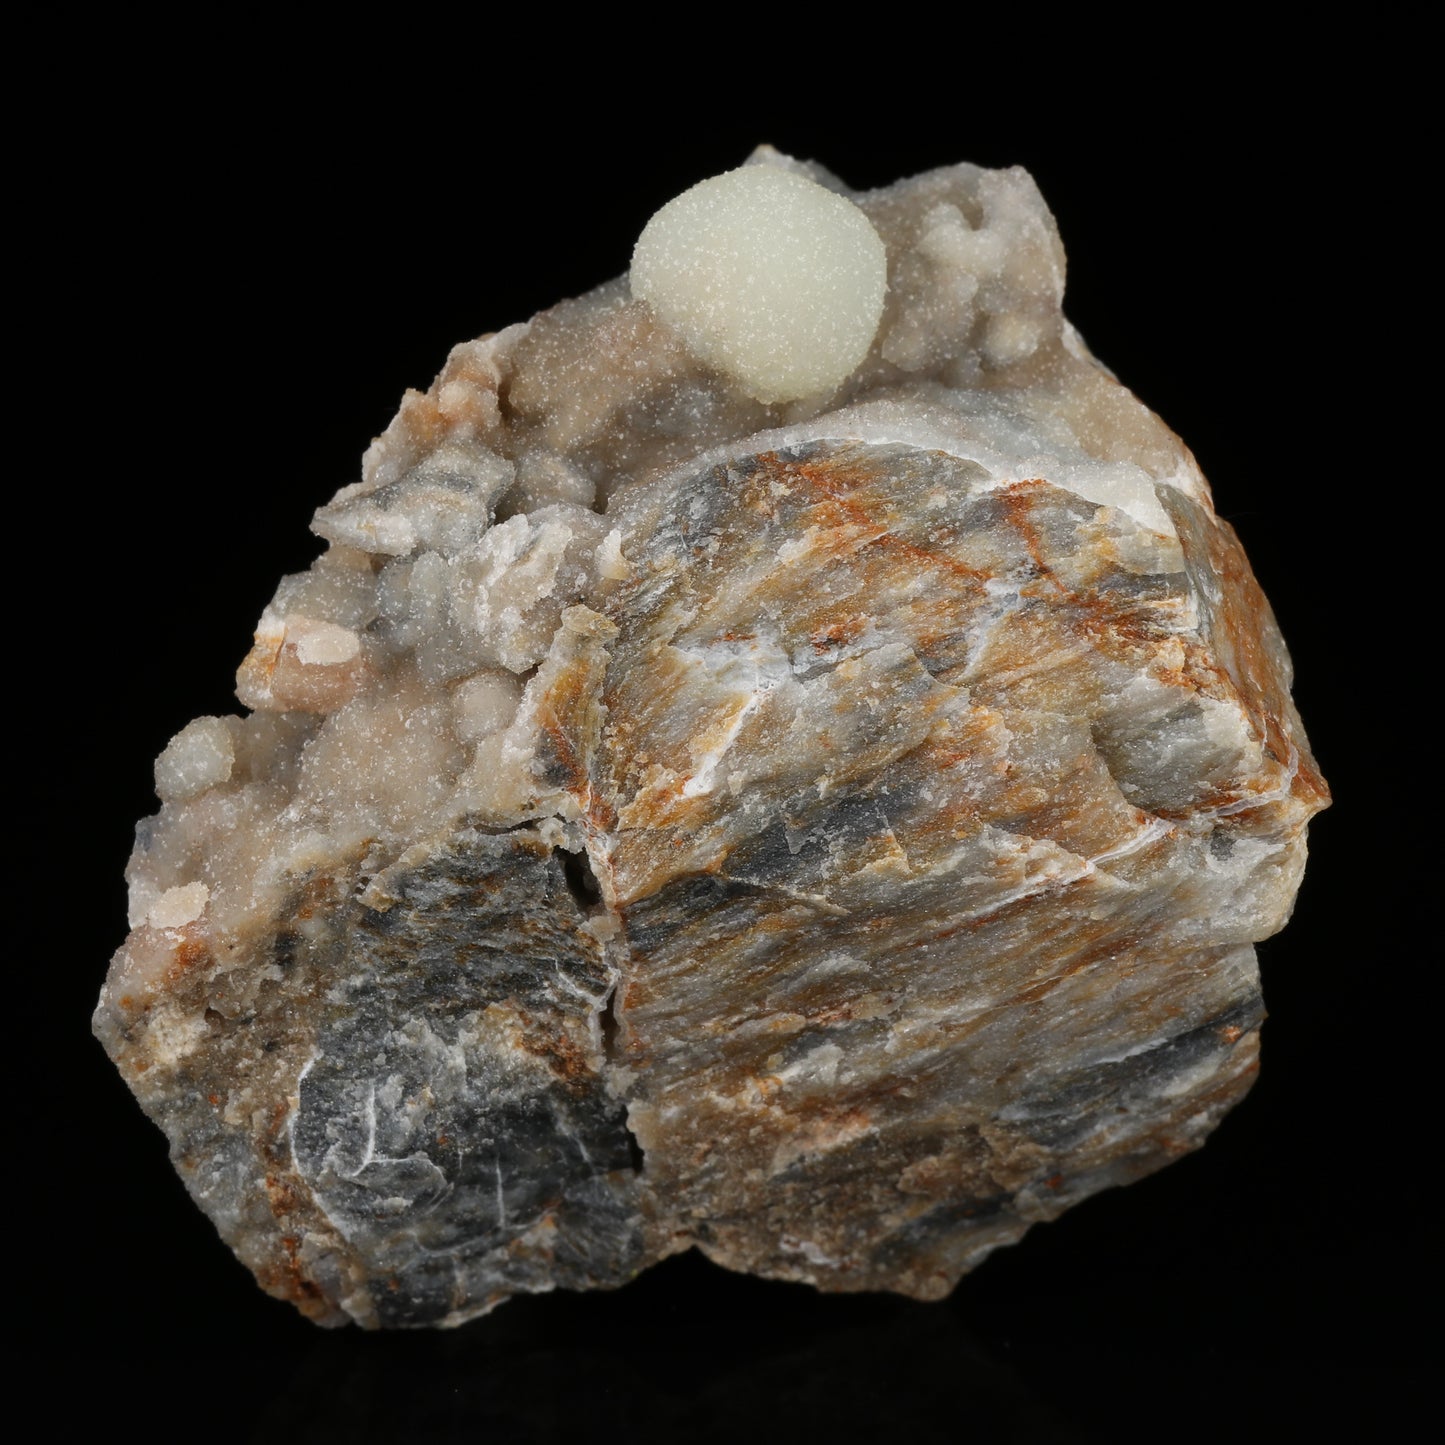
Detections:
[95, 149, 1327, 1328]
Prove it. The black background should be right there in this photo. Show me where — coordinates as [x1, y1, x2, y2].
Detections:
[23, 56, 1427, 1443]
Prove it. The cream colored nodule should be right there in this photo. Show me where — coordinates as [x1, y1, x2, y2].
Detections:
[631, 165, 887, 404]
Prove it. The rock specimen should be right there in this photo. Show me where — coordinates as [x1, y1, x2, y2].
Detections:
[95, 149, 1328, 1328]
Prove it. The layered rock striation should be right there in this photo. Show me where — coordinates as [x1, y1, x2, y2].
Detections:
[95, 150, 1327, 1326]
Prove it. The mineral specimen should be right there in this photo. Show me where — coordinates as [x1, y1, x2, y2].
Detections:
[95, 149, 1327, 1328]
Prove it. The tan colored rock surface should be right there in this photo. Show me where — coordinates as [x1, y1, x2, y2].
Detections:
[94, 149, 1327, 1327]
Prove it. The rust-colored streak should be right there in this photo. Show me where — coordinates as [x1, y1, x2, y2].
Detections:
[516, 1021, 598, 1089]
[163, 935, 211, 986]
[996, 481, 1063, 588]
[782, 452, 992, 593]
[534, 618, 620, 831]
[263, 1172, 303, 1215]
[252, 1176, 328, 1310]
[1292, 751, 1329, 810]
[265, 1099, 292, 1144]
[257, 1232, 325, 1308]
[1011, 930, 1146, 1007]
[995, 481, 1184, 666]
[1188, 507, 1329, 815]
[810, 616, 868, 653]
[536, 665, 590, 791]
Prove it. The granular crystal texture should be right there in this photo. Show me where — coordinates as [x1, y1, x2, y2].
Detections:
[94, 148, 1327, 1327]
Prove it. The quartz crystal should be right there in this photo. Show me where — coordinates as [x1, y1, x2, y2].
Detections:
[94, 149, 1328, 1327]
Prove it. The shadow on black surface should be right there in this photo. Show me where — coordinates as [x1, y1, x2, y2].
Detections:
[248, 1256, 1082, 1445]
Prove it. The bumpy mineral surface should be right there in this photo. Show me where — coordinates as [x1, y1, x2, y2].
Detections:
[95, 149, 1327, 1327]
